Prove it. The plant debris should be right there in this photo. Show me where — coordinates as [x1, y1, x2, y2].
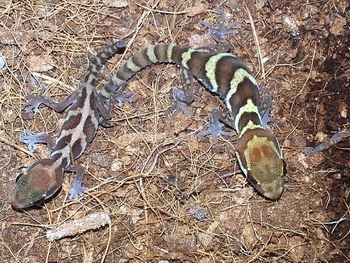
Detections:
[46, 212, 111, 241]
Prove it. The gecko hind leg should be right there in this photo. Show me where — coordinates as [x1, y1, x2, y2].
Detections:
[66, 164, 87, 199]
[170, 68, 196, 118]
[95, 90, 133, 127]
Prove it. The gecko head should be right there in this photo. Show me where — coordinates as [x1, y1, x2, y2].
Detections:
[11, 159, 64, 209]
[236, 128, 285, 200]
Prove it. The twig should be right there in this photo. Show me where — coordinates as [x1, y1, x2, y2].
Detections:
[304, 128, 350, 154]
[46, 212, 111, 241]
[135, 3, 188, 15]
[245, 5, 265, 79]
[0, 135, 33, 157]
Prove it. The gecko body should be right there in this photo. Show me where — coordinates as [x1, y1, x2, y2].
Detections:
[100, 44, 285, 200]
[12, 41, 125, 208]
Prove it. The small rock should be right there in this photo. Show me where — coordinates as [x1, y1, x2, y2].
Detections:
[317, 103, 326, 115]
[339, 102, 347, 118]
[288, 236, 306, 263]
[118, 205, 143, 225]
[111, 159, 123, 172]
[0, 54, 6, 69]
[188, 206, 208, 220]
[91, 154, 112, 167]
[315, 132, 327, 143]
[283, 16, 299, 36]
[241, 224, 257, 249]
[297, 152, 309, 169]
[197, 221, 219, 248]
[330, 17, 346, 36]
[185, 0, 207, 17]
[163, 235, 197, 254]
[315, 228, 326, 240]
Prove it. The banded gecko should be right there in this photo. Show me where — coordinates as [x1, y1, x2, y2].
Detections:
[11, 41, 126, 209]
[99, 44, 286, 200]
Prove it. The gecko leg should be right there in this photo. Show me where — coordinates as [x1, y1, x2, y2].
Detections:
[20, 131, 55, 153]
[66, 164, 86, 199]
[179, 67, 195, 105]
[170, 68, 196, 118]
[198, 108, 235, 137]
[259, 95, 273, 128]
[95, 90, 133, 127]
[21, 89, 79, 119]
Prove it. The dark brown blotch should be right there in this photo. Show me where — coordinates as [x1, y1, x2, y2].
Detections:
[132, 51, 147, 68]
[154, 45, 168, 62]
[83, 115, 97, 144]
[187, 51, 210, 80]
[171, 46, 187, 64]
[69, 87, 87, 111]
[61, 113, 82, 131]
[52, 134, 72, 152]
[215, 56, 249, 99]
[134, 48, 153, 67]
[61, 157, 69, 168]
[229, 79, 260, 118]
[237, 111, 262, 133]
[72, 138, 83, 158]
[51, 152, 62, 161]
[117, 64, 134, 81]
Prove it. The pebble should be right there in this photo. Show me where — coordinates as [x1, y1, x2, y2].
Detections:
[0, 54, 6, 69]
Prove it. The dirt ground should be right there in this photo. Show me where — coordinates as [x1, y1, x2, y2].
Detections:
[0, 0, 349, 262]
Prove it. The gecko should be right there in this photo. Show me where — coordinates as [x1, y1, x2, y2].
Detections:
[99, 44, 286, 200]
[11, 40, 126, 209]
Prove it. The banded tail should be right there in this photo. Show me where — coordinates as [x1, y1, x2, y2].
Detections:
[100, 44, 285, 200]
[84, 40, 126, 89]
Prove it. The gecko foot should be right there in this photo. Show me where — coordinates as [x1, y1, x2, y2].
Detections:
[69, 183, 87, 200]
[171, 88, 195, 118]
[116, 91, 133, 107]
[67, 164, 87, 200]
[198, 108, 234, 137]
[259, 94, 273, 128]
[20, 131, 49, 152]
[22, 94, 46, 113]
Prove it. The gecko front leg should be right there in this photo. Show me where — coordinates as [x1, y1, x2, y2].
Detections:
[170, 68, 196, 118]
[21, 89, 79, 119]
[198, 108, 235, 137]
[259, 95, 273, 128]
[20, 131, 55, 153]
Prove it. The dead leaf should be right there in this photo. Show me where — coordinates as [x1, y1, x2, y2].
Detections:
[330, 17, 346, 36]
[27, 54, 54, 72]
[185, 1, 207, 17]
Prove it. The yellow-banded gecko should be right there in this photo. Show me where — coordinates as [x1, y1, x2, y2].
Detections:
[99, 44, 286, 200]
[11, 41, 126, 209]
